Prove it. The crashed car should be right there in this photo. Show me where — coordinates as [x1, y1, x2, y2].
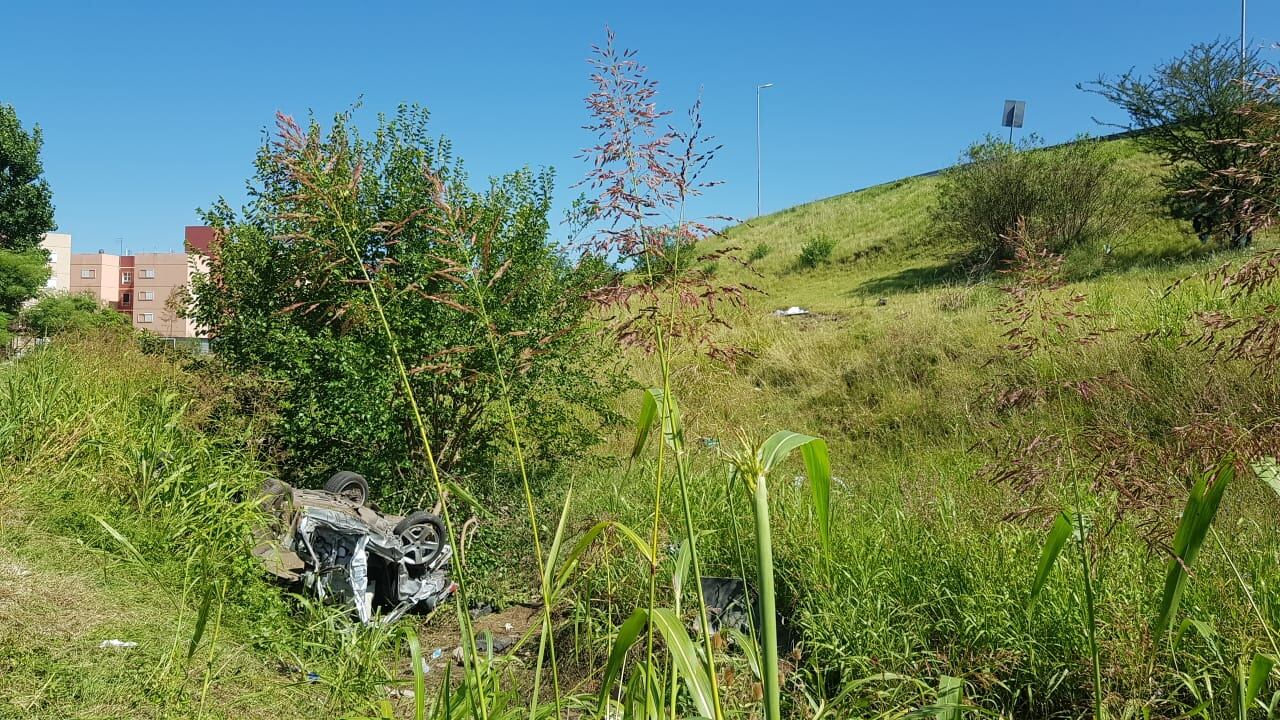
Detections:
[253, 471, 456, 624]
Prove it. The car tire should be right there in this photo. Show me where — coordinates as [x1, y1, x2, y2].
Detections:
[324, 471, 369, 506]
[394, 511, 446, 567]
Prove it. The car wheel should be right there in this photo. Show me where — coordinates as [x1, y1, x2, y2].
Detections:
[324, 471, 369, 506]
[394, 511, 446, 566]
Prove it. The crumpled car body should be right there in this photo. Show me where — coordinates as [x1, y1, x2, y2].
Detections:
[253, 476, 456, 624]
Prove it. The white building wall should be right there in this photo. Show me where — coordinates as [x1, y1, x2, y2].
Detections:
[38, 232, 72, 292]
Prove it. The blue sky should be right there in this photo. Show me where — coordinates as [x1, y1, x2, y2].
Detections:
[6, 1, 1275, 253]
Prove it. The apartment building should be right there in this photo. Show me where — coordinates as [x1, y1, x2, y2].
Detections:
[66, 227, 211, 339]
[39, 232, 73, 292]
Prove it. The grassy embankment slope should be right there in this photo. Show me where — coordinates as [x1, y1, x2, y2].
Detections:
[573, 137, 1280, 715]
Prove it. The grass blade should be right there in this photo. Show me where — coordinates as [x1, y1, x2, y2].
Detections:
[93, 515, 180, 606]
[1028, 511, 1073, 610]
[630, 388, 660, 458]
[402, 626, 426, 720]
[1243, 653, 1276, 717]
[598, 609, 649, 715]
[1155, 461, 1233, 637]
[542, 486, 574, 593]
[186, 581, 215, 660]
[649, 608, 715, 720]
[630, 388, 683, 458]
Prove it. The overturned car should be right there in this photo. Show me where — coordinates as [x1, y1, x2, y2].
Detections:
[253, 471, 456, 624]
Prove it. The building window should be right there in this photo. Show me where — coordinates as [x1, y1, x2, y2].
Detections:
[46, 276, 57, 289]
[137, 313, 154, 323]
[121, 271, 131, 284]
[140, 269, 156, 279]
[140, 290, 155, 301]
[122, 292, 131, 304]
[48, 251, 58, 263]
[80, 268, 96, 279]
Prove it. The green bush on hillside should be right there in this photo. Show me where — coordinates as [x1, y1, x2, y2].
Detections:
[796, 235, 835, 269]
[932, 135, 1142, 271]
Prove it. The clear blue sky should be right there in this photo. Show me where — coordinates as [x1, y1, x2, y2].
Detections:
[6, 0, 1274, 253]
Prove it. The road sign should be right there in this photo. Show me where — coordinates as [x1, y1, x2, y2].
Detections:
[1002, 100, 1026, 128]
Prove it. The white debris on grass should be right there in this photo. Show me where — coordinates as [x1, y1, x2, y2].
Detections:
[98, 639, 138, 649]
[773, 306, 810, 317]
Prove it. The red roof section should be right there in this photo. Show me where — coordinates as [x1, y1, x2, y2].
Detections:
[185, 226, 215, 255]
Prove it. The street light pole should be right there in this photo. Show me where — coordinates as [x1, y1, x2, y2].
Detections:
[1240, 0, 1247, 80]
[756, 83, 773, 218]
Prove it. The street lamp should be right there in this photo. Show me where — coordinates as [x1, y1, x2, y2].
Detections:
[756, 83, 774, 218]
[1240, 0, 1247, 81]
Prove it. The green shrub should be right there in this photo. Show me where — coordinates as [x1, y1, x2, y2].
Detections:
[1084, 40, 1269, 246]
[932, 135, 1141, 271]
[748, 242, 771, 263]
[187, 106, 623, 502]
[19, 292, 131, 337]
[797, 235, 836, 269]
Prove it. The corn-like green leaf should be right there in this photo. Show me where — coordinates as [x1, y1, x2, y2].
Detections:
[630, 388, 682, 458]
[445, 479, 495, 519]
[1243, 653, 1276, 717]
[671, 537, 692, 604]
[609, 520, 660, 568]
[1174, 618, 1222, 658]
[936, 675, 964, 720]
[552, 519, 655, 593]
[1155, 461, 1233, 637]
[1028, 511, 1073, 611]
[595, 608, 715, 720]
[725, 627, 761, 680]
[597, 609, 649, 715]
[649, 608, 716, 720]
[758, 431, 832, 560]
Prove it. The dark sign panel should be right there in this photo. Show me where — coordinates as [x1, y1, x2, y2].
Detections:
[1002, 100, 1026, 129]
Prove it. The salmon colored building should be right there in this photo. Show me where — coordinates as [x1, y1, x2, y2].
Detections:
[67, 227, 211, 339]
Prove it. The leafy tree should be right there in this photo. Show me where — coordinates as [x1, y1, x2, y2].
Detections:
[1082, 40, 1267, 246]
[0, 104, 55, 251]
[0, 104, 56, 345]
[932, 135, 1140, 270]
[187, 106, 620, 503]
[1181, 67, 1280, 238]
[19, 293, 130, 337]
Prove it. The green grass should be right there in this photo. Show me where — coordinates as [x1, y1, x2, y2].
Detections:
[560, 137, 1280, 716]
[5, 136, 1280, 718]
[0, 334, 417, 719]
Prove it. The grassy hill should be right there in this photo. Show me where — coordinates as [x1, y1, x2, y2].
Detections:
[4, 138, 1279, 719]
[575, 137, 1280, 715]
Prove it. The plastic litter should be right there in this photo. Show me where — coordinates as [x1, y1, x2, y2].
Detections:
[773, 306, 810, 317]
[98, 639, 137, 649]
